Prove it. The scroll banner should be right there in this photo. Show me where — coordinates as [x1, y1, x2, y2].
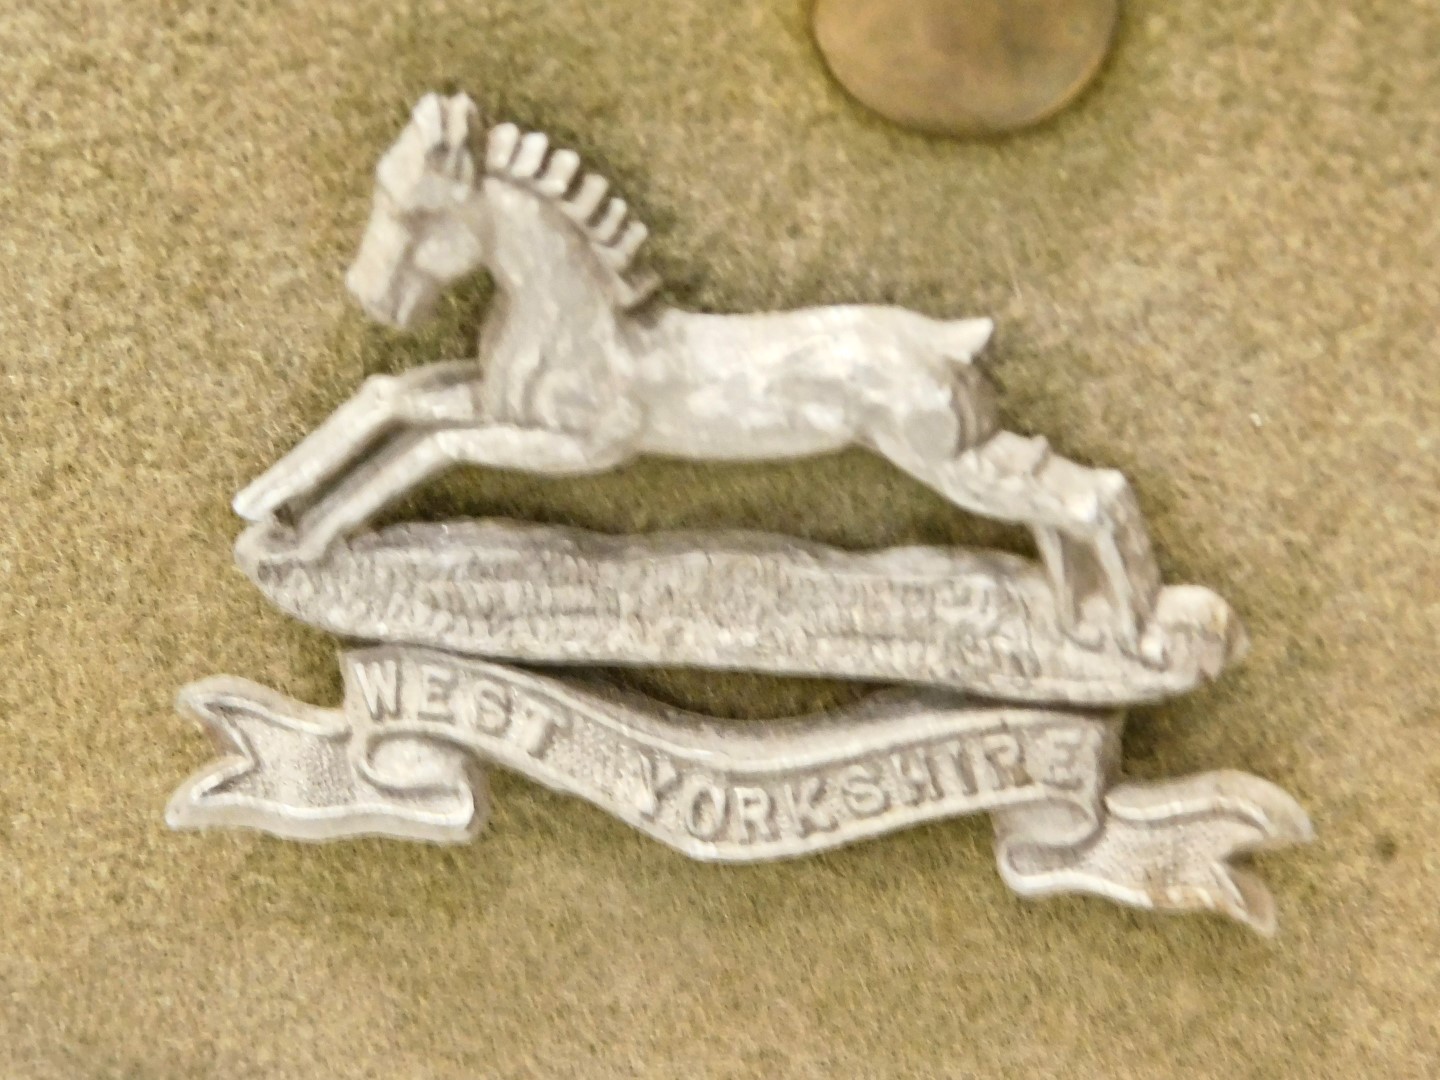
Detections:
[169, 646, 1311, 933]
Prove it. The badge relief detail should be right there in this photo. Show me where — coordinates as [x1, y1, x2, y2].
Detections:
[169, 92, 1311, 935]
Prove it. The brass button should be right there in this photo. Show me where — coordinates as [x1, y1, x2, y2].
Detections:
[813, 0, 1119, 136]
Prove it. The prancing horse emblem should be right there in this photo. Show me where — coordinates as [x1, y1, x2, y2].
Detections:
[233, 92, 1175, 660]
[170, 93, 1311, 935]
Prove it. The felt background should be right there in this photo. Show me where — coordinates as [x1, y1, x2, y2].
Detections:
[2, 0, 1437, 1076]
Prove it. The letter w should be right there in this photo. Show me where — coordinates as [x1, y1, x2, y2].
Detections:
[352, 660, 401, 722]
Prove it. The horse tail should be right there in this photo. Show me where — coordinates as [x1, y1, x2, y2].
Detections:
[931, 316, 1000, 447]
[932, 316, 994, 367]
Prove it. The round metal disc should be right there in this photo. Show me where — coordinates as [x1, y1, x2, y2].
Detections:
[813, 0, 1119, 137]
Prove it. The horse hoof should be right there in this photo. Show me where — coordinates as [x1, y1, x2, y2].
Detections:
[1058, 593, 1114, 653]
[1151, 586, 1247, 679]
[233, 473, 298, 523]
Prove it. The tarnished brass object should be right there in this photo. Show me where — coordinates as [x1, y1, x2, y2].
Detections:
[813, 0, 1119, 136]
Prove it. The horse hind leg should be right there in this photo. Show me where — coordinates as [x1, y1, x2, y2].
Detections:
[867, 408, 1166, 658]
[857, 338, 1000, 466]
[969, 438, 1164, 657]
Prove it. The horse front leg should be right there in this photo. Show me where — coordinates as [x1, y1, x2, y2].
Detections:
[289, 421, 642, 560]
[233, 361, 480, 522]
[288, 429, 459, 560]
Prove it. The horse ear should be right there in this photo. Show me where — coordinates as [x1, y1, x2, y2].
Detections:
[443, 94, 481, 143]
[438, 93, 481, 181]
[411, 93, 447, 147]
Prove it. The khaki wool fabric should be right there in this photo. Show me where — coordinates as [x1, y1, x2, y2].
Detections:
[2, 0, 1437, 1076]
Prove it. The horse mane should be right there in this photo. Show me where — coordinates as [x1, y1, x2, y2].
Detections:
[482, 122, 660, 310]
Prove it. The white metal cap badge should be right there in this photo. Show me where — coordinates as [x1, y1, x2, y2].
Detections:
[167, 92, 1311, 934]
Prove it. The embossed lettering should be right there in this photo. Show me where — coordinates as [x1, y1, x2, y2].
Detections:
[507, 698, 566, 757]
[930, 738, 978, 796]
[838, 762, 887, 817]
[416, 663, 458, 723]
[634, 752, 680, 818]
[353, 659, 401, 722]
[468, 678, 511, 735]
[732, 786, 776, 842]
[1031, 727, 1088, 790]
[780, 776, 834, 835]
[681, 777, 727, 841]
[974, 732, 1029, 791]
[888, 749, 941, 805]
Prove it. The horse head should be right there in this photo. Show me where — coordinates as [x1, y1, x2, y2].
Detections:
[346, 93, 487, 329]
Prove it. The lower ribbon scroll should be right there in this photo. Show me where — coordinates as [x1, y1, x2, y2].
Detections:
[168, 646, 1311, 934]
